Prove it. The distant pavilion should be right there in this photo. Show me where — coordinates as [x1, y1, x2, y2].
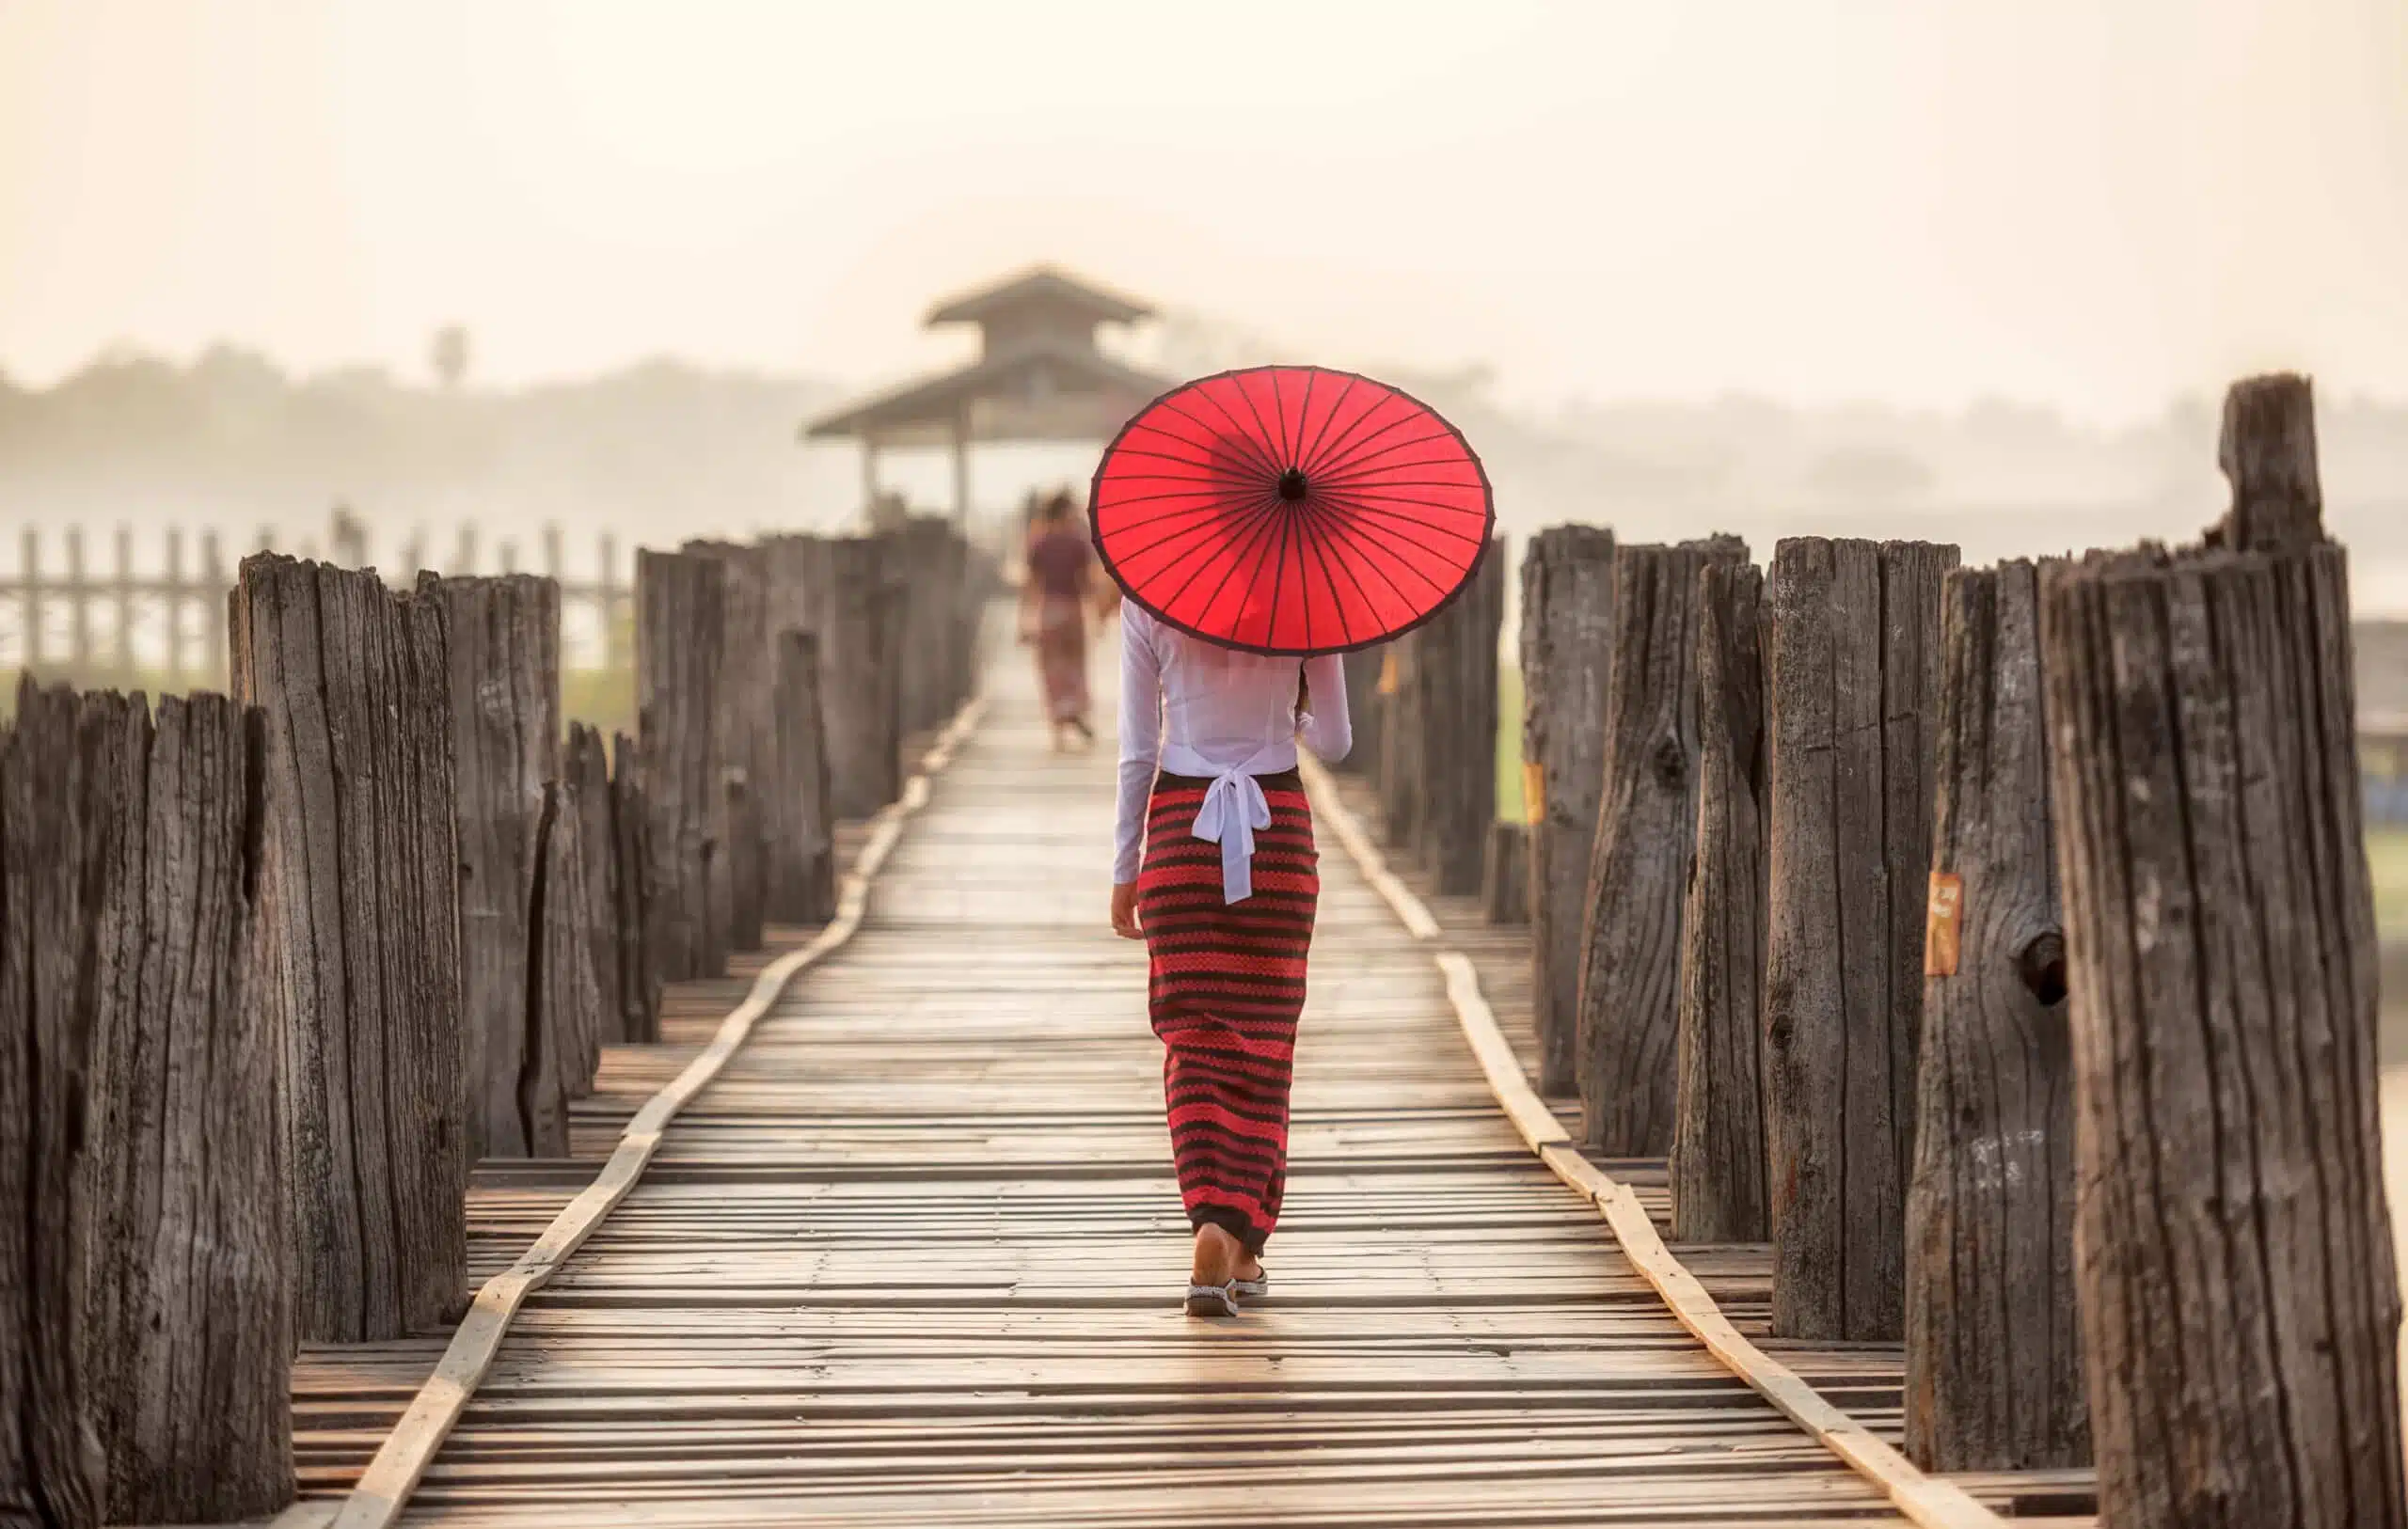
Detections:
[802, 266, 1177, 522]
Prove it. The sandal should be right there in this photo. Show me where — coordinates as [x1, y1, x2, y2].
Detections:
[1184, 1280, 1243, 1317]
[1234, 1269, 1268, 1300]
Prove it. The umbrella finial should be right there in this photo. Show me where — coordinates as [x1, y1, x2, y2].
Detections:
[1277, 468, 1309, 502]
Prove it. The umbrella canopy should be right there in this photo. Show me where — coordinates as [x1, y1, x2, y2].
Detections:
[1089, 366, 1492, 654]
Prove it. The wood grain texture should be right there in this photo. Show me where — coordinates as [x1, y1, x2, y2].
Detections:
[636, 550, 729, 984]
[2, 680, 124, 1529]
[80, 691, 294, 1523]
[1671, 560, 1769, 1243]
[1576, 535, 1748, 1157]
[608, 731, 661, 1044]
[1764, 537, 1956, 1341]
[1903, 561, 2083, 1473]
[2039, 379, 2403, 1529]
[1415, 537, 1505, 897]
[765, 630, 836, 926]
[564, 724, 625, 1047]
[1520, 525, 1616, 1096]
[232, 554, 468, 1344]
[820, 537, 902, 822]
[1302, 748, 2008, 1529]
[1337, 645, 1386, 780]
[681, 541, 772, 954]
[423, 574, 561, 1160]
[521, 780, 605, 1153]
[325, 697, 987, 1529]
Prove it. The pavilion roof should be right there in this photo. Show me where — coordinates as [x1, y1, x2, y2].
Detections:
[801, 339, 1175, 447]
[924, 265, 1153, 327]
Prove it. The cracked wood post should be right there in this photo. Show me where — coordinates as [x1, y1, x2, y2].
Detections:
[423, 573, 560, 1159]
[1671, 559, 1769, 1242]
[564, 722, 625, 1046]
[822, 535, 902, 821]
[1575, 535, 1747, 1156]
[1521, 524, 1616, 1096]
[683, 540, 771, 953]
[766, 630, 837, 925]
[610, 730, 661, 1041]
[1904, 559, 2084, 1472]
[79, 691, 291, 1523]
[1416, 536, 1505, 896]
[2041, 373, 2404, 1529]
[1, 681, 130, 1529]
[522, 778, 603, 1152]
[637, 549, 728, 983]
[1764, 536, 1956, 1340]
[231, 553, 467, 1343]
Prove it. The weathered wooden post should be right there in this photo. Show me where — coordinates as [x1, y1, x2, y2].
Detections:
[1671, 560, 1769, 1242]
[2041, 374, 2404, 1529]
[821, 535, 902, 820]
[1415, 537, 1506, 896]
[1378, 637, 1423, 851]
[520, 778, 604, 1149]
[637, 549, 729, 982]
[766, 630, 838, 925]
[1520, 525, 1616, 1095]
[1903, 559, 2084, 1472]
[164, 528, 185, 686]
[231, 553, 467, 1343]
[81, 692, 293, 1521]
[1338, 646, 1386, 780]
[64, 527, 90, 673]
[610, 730, 660, 1042]
[565, 723, 626, 1045]
[423, 574, 561, 1159]
[1763, 535, 1956, 1340]
[683, 539, 772, 953]
[2, 682, 124, 1528]
[1481, 821, 1529, 923]
[894, 516, 960, 734]
[20, 527, 40, 670]
[1575, 535, 1748, 1156]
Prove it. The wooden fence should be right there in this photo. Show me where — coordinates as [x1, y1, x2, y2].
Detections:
[0, 516, 992, 1525]
[1348, 372, 2403, 1529]
[1, 519, 639, 685]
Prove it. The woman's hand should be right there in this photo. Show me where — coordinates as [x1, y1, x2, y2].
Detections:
[1110, 882, 1143, 940]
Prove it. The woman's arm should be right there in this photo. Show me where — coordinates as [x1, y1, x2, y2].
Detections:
[1297, 652, 1352, 762]
[1113, 611, 1164, 885]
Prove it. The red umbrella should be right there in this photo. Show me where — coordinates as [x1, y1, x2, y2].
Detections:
[1089, 366, 1492, 654]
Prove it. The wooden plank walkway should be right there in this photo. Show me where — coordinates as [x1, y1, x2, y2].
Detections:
[355, 654, 1955, 1526]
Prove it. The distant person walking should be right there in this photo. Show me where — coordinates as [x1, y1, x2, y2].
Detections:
[1020, 489, 1099, 749]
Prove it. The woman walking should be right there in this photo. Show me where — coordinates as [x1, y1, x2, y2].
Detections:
[1086, 365, 1493, 1318]
[1110, 604, 1349, 1315]
[1021, 490, 1101, 749]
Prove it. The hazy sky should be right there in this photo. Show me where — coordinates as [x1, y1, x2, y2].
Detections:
[3, 0, 2403, 421]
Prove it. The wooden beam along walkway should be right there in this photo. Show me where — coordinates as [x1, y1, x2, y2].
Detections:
[300, 653, 2040, 1529]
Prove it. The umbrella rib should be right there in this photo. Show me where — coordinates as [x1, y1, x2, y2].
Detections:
[1309, 491, 1493, 544]
[1297, 386, 1394, 480]
[1266, 501, 1296, 650]
[1307, 500, 1450, 605]
[1291, 497, 1366, 647]
[1294, 372, 1359, 478]
[1094, 484, 1255, 515]
[1101, 497, 1251, 542]
[1113, 426, 1261, 475]
[1109, 499, 1258, 568]
[1229, 376, 1291, 472]
[1151, 394, 1284, 484]
[1168, 392, 1287, 482]
[1307, 411, 1442, 484]
[1304, 445, 1476, 490]
[1285, 370, 1313, 477]
[1171, 492, 1286, 637]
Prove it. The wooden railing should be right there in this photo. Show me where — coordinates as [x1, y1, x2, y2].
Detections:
[0, 515, 993, 1525]
[1342, 373, 2403, 1529]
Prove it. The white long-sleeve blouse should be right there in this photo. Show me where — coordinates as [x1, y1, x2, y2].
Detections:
[1114, 605, 1352, 901]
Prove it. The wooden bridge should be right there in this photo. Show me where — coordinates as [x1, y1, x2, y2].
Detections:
[264, 654, 2076, 1529]
[8, 374, 2400, 1529]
